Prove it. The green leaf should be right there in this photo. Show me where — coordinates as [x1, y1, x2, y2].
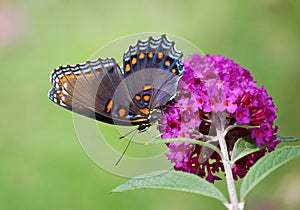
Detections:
[277, 135, 298, 142]
[148, 138, 222, 157]
[112, 170, 228, 204]
[231, 137, 264, 164]
[240, 146, 300, 200]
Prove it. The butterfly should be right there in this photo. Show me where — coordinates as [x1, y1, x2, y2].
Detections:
[48, 34, 184, 132]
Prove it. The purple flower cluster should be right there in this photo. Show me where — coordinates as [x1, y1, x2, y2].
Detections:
[160, 54, 280, 183]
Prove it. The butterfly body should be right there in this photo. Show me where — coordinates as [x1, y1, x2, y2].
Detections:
[48, 35, 183, 131]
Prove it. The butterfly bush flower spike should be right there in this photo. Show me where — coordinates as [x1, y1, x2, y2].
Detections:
[160, 54, 280, 183]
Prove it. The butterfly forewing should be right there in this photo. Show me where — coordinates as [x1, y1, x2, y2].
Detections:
[49, 58, 146, 125]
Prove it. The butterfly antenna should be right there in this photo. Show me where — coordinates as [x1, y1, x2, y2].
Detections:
[119, 128, 137, 139]
[115, 129, 138, 166]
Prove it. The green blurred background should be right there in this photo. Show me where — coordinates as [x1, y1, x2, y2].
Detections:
[1, 0, 300, 209]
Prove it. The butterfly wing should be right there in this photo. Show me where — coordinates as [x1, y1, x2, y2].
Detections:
[49, 58, 147, 125]
[48, 35, 183, 126]
[122, 34, 183, 113]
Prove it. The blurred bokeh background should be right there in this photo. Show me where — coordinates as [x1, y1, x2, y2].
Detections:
[1, 0, 299, 209]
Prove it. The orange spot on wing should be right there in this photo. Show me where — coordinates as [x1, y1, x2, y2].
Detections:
[67, 74, 75, 79]
[59, 77, 66, 84]
[139, 53, 145, 59]
[125, 63, 131, 72]
[171, 68, 177, 75]
[106, 100, 113, 113]
[132, 57, 137, 65]
[143, 95, 150, 102]
[75, 73, 82, 78]
[165, 60, 171, 67]
[148, 52, 153, 58]
[158, 52, 163, 59]
[118, 108, 126, 117]
[85, 72, 92, 77]
[143, 84, 152, 91]
[138, 108, 150, 115]
[135, 94, 141, 101]
[59, 74, 74, 84]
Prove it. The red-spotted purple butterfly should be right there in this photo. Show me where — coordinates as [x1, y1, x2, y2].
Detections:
[48, 34, 183, 132]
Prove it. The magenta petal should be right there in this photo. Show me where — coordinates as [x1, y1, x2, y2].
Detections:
[160, 53, 279, 182]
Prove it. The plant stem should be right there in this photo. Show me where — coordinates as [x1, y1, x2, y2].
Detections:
[213, 113, 243, 210]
